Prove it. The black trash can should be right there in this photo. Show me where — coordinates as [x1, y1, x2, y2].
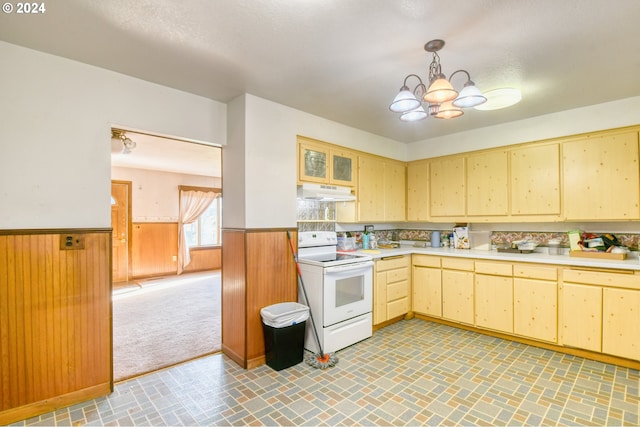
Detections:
[260, 302, 309, 371]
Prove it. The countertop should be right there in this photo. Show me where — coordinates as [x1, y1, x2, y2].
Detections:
[343, 243, 640, 271]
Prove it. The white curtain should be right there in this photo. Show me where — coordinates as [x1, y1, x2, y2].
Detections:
[177, 189, 220, 274]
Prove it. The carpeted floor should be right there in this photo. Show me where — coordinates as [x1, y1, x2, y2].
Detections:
[112, 271, 221, 381]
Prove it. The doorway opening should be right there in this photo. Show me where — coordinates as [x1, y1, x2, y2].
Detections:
[110, 128, 222, 381]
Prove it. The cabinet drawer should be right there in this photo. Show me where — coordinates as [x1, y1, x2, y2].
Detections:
[563, 268, 640, 290]
[387, 267, 409, 283]
[514, 263, 557, 281]
[387, 281, 409, 301]
[441, 257, 474, 271]
[376, 255, 410, 272]
[387, 297, 409, 319]
[412, 254, 441, 268]
[475, 261, 512, 276]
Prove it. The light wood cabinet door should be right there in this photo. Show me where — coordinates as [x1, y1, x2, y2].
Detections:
[330, 149, 356, 186]
[563, 131, 640, 220]
[467, 150, 509, 216]
[474, 274, 513, 333]
[413, 265, 442, 317]
[373, 270, 388, 325]
[602, 287, 640, 360]
[442, 269, 474, 324]
[374, 256, 410, 324]
[298, 140, 329, 183]
[384, 160, 406, 221]
[407, 160, 430, 221]
[358, 156, 406, 222]
[510, 143, 561, 216]
[358, 155, 385, 221]
[430, 156, 465, 217]
[560, 283, 602, 352]
[513, 278, 558, 342]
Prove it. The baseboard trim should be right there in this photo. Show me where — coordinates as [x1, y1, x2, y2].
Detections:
[0, 382, 112, 425]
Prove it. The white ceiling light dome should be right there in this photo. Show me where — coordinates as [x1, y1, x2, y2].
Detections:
[474, 88, 522, 111]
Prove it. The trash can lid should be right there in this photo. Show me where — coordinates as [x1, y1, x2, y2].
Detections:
[260, 302, 309, 327]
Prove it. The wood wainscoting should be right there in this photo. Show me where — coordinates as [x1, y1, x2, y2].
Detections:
[221, 228, 298, 369]
[131, 222, 221, 279]
[183, 246, 221, 273]
[0, 229, 112, 425]
[131, 222, 179, 278]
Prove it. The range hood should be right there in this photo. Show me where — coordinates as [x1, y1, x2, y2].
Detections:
[297, 183, 356, 201]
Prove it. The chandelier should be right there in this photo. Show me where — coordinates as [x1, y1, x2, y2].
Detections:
[389, 39, 487, 122]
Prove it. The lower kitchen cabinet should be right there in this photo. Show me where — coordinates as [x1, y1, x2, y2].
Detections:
[474, 261, 513, 333]
[412, 255, 442, 317]
[561, 268, 640, 358]
[374, 255, 410, 325]
[602, 287, 640, 360]
[475, 274, 513, 333]
[441, 258, 474, 325]
[560, 282, 603, 352]
[513, 263, 558, 343]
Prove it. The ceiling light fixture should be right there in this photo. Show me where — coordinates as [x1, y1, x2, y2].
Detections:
[389, 39, 487, 122]
[473, 87, 522, 111]
[112, 129, 136, 154]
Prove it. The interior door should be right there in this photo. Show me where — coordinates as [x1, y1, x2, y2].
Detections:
[111, 181, 131, 282]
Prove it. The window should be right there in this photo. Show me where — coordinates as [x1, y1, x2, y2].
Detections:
[184, 197, 222, 247]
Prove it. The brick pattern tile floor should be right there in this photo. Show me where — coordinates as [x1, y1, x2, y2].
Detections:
[13, 319, 640, 426]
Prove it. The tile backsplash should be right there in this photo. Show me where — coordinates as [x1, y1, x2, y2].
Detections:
[372, 229, 639, 250]
[297, 200, 336, 232]
[296, 200, 640, 249]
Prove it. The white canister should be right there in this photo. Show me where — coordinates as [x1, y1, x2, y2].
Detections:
[548, 238, 561, 255]
[431, 231, 441, 248]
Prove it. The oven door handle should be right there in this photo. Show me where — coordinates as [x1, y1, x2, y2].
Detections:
[324, 261, 374, 274]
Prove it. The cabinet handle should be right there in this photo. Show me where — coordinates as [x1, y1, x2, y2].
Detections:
[381, 255, 404, 261]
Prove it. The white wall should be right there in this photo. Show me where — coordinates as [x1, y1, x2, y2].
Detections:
[0, 41, 226, 230]
[111, 166, 220, 222]
[408, 97, 640, 160]
[224, 94, 407, 229]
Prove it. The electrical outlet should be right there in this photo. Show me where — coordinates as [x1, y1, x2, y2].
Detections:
[172, 255, 177, 262]
[60, 234, 85, 250]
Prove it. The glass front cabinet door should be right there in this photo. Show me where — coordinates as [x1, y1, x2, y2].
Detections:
[298, 138, 356, 186]
[330, 149, 355, 186]
[299, 142, 329, 183]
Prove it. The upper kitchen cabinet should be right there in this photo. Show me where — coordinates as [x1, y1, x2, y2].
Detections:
[407, 159, 430, 221]
[466, 150, 509, 217]
[429, 156, 465, 218]
[358, 155, 406, 222]
[330, 148, 356, 187]
[510, 143, 561, 218]
[563, 130, 640, 220]
[297, 136, 356, 187]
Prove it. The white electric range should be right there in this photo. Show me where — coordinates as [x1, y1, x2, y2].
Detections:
[296, 231, 374, 353]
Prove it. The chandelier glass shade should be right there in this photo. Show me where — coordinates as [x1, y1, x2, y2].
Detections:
[434, 100, 464, 119]
[400, 105, 428, 122]
[389, 39, 487, 122]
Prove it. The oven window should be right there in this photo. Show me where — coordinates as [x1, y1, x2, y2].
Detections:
[335, 275, 364, 307]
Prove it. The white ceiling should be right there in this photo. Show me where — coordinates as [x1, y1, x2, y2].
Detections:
[2, 0, 640, 146]
[111, 131, 221, 177]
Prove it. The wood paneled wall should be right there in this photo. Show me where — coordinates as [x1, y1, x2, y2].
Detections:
[222, 229, 298, 369]
[131, 223, 178, 278]
[0, 230, 112, 425]
[184, 247, 221, 272]
[131, 222, 221, 278]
